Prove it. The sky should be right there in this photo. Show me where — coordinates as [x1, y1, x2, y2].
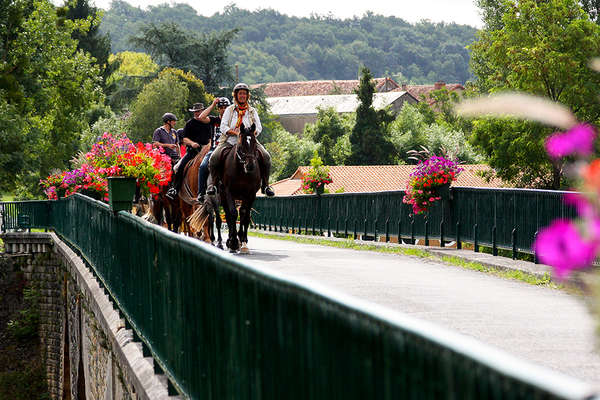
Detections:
[91, 0, 483, 28]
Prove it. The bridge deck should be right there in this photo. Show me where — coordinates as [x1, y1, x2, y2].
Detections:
[238, 235, 600, 384]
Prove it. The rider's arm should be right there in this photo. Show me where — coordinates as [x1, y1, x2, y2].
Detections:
[182, 137, 200, 149]
[252, 108, 262, 136]
[198, 98, 218, 123]
[220, 107, 238, 135]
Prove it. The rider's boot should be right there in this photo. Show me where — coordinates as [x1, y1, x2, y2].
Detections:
[258, 148, 274, 197]
[206, 157, 220, 196]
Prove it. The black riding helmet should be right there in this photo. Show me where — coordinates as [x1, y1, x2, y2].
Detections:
[217, 97, 231, 108]
[162, 112, 177, 123]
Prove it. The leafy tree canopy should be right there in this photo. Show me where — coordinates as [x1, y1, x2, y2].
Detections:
[129, 21, 238, 92]
[100, 1, 477, 85]
[469, 0, 600, 188]
[0, 0, 102, 197]
[348, 67, 395, 165]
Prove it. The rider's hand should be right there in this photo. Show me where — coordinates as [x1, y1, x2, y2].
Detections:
[193, 143, 200, 149]
[170, 144, 178, 149]
[230, 127, 240, 136]
[213, 98, 219, 106]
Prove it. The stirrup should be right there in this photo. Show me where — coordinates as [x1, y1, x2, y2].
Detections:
[262, 186, 275, 197]
[206, 185, 217, 195]
[166, 187, 177, 200]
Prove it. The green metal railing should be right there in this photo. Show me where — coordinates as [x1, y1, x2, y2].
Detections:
[0, 195, 595, 399]
[252, 187, 577, 256]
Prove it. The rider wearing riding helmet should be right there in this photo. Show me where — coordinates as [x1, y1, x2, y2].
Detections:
[206, 83, 275, 197]
[152, 112, 181, 166]
[195, 96, 230, 202]
[166, 102, 213, 200]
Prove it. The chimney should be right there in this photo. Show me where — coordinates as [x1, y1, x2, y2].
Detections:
[434, 81, 446, 90]
[401, 83, 408, 91]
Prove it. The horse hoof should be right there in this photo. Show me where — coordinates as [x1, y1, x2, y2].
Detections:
[229, 248, 237, 254]
[217, 243, 224, 250]
[240, 243, 249, 254]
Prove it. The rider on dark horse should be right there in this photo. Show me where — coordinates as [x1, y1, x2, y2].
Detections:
[206, 83, 275, 197]
[196, 96, 231, 203]
[166, 103, 212, 200]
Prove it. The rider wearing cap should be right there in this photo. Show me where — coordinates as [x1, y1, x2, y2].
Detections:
[166, 102, 213, 200]
[206, 83, 275, 197]
[195, 97, 230, 202]
[153, 112, 181, 166]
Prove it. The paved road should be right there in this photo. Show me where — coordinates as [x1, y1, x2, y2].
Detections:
[234, 235, 600, 384]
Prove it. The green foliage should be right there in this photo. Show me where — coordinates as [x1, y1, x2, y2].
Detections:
[100, 2, 477, 84]
[129, 21, 238, 92]
[349, 67, 395, 165]
[7, 286, 40, 340]
[304, 107, 354, 165]
[159, 68, 211, 117]
[125, 70, 188, 143]
[470, 0, 600, 188]
[63, 0, 112, 91]
[470, 118, 557, 188]
[266, 127, 318, 181]
[106, 51, 159, 110]
[390, 103, 482, 164]
[0, 0, 103, 197]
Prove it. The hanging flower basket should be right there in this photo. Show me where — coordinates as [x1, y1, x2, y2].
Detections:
[315, 184, 325, 195]
[107, 176, 136, 212]
[435, 182, 451, 200]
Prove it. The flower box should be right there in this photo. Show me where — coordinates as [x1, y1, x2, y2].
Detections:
[107, 176, 136, 212]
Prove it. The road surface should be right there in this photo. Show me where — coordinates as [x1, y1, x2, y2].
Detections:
[235, 235, 600, 384]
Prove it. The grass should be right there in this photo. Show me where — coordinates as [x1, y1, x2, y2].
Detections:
[248, 230, 561, 289]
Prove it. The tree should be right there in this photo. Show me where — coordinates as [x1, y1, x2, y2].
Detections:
[106, 51, 159, 111]
[304, 107, 353, 165]
[125, 71, 188, 143]
[129, 22, 238, 92]
[348, 67, 395, 165]
[0, 0, 102, 196]
[470, 0, 600, 188]
[63, 0, 112, 90]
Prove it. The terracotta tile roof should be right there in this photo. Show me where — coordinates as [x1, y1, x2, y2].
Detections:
[268, 164, 506, 196]
[394, 83, 465, 105]
[251, 78, 400, 97]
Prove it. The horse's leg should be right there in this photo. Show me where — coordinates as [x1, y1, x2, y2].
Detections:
[238, 199, 253, 253]
[215, 206, 223, 249]
[222, 191, 239, 252]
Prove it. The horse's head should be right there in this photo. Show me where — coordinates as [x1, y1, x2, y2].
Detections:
[237, 123, 258, 174]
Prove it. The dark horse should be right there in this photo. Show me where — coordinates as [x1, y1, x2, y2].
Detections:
[148, 179, 181, 233]
[221, 123, 261, 253]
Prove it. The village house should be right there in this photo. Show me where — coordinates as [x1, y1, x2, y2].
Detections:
[267, 165, 504, 196]
[252, 78, 465, 133]
[267, 91, 417, 133]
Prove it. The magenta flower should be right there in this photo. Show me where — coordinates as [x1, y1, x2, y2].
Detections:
[545, 123, 596, 159]
[533, 219, 598, 280]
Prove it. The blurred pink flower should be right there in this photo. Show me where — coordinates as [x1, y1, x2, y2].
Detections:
[545, 123, 596, 159]
[533, 219, 598, 280]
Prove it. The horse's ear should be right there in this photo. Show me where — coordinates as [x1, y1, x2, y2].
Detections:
[250, 123, 256, 132]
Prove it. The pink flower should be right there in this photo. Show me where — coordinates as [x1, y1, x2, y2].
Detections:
[545, 123, 596, 159]
[533, 219, 598, 280]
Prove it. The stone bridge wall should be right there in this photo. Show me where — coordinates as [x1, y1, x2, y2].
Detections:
[1, 233, 175, 400]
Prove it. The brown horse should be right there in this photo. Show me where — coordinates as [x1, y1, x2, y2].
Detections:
[148, 184, 182, 232]
[220, 123, 261, 253]
[177, 145, 212, 237]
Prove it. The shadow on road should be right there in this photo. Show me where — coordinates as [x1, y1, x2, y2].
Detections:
[235, 250, 289, 262]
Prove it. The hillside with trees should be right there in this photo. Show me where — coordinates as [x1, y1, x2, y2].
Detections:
[100, 2, 478, 85]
